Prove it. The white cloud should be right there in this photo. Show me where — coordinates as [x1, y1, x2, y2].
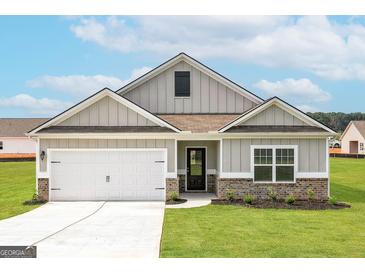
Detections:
[27, 67, 151, 97]
[0, 94, 72, 115]
[70, 16, 365, 80]
[254, 78, 331, 103]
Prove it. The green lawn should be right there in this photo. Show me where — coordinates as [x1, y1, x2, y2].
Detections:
[0, 161, 40, 220]
[160, 158, 365, 257]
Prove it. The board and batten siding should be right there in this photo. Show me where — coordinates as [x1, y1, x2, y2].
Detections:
[123, 61, 257, 114]
[177, 141, 218, 171]
[222, 138, 327, 173]
[58, 96, 157, 127]
[39, 138, 175, 173]
[240, 105, 306, 126]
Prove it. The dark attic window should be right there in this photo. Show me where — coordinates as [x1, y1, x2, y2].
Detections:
[175, 71, 190, 97]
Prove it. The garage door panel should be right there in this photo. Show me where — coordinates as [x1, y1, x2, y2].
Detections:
[50, 150, 166, 201]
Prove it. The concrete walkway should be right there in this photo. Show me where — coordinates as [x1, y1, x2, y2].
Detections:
[0, 201, 165, 258]
[166, 193, 216, 208]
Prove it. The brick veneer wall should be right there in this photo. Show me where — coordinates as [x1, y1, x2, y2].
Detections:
[217, 178, 328, 201]
[37, 178, 49, 201]
[178, 174, 217, 193]
[207, 175, 217, 193]
[166, 177, 179, 200]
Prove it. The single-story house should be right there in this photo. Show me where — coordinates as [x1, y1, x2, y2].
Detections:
[0, 118, 48, 155]
[340, 121, 365, 154]
[27, 53, 336, 202]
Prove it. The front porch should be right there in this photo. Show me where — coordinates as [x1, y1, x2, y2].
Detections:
[177, 140, 220, 194]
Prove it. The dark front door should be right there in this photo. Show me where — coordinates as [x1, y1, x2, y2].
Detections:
[186, 148, 206, 191]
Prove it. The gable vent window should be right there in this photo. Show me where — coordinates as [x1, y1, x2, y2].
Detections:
[175, 71, 190, 97]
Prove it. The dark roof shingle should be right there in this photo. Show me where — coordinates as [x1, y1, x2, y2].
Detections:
[158, 114, 239, 133]
[0, 118, 49, 137]
[352, 121, 365, 139]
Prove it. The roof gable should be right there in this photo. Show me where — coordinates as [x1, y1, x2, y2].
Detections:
[239, 104, 306, 126]
[219, 97, 337, 135]
[117, 53, 263, 105]
[28, 88, 181, 135]
[340, 121, 365, 140]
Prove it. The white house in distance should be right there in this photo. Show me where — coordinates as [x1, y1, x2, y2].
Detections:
[340, 121, 365, 154]
[0, 118, 48, 155]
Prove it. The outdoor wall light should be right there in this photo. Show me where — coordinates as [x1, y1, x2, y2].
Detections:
[40, 151, 46, 161]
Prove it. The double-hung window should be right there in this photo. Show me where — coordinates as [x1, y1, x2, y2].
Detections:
[252, 146, 296, 183]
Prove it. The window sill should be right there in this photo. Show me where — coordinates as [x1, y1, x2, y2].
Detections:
[253, 181, 296, 184]
[174, 96, 191, 99]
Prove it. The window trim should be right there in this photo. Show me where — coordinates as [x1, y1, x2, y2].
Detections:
[174, 71, 191, 98]
[250, 145, 298, 183]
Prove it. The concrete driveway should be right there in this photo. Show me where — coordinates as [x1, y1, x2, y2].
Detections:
[0, 202, 165, 258]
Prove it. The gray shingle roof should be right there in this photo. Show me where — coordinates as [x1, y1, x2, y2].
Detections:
[0, 118, 49, 137]
[352, 121, 365, 139]
[224, 125, 326, 133]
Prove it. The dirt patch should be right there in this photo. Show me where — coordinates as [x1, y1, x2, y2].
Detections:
[165, 199, 187, 205]
[211, 199, 351, 210]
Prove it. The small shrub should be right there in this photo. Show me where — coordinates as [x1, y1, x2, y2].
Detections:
[267, 186, 278, 201]
[23, 193, 46, 205]
[244, 194, 254, 204]
[226, 189, 235, 201]
[285, 194, 295, 205]
[169, 191, 179, 201]
[307, 187, 315, 201]
[329, 196, 338, 205]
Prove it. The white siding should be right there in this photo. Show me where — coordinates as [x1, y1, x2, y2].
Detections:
[123, 61, 257, 114]
[39, 138, 175, 173]
[58, 96, 158, 127]
[0, 137, 36, 154]
[177, 140, 219, 171]
[222, 138, 327, 173]
[240, 105, 306, 126]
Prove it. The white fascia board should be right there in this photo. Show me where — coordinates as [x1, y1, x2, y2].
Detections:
[33, 131, 332, 140]
[219, 98, 336, 135]
[296, 172, 328, 178]
[118, 53, 263, 104]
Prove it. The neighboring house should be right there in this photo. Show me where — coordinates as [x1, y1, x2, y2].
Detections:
[340, 121, 365, 154]
[27, 53, 336, 202]
[0, 118, 48, 155]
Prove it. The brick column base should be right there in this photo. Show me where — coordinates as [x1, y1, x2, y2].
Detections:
[37, 178, 49, 201]
[166, 178, 179, 200]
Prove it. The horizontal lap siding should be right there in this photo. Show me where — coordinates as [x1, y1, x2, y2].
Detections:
[123, 61, 257, 114]
[222, 138, 327, 173]
[39, 139, 175, 173]
[58, 96, 157, 127]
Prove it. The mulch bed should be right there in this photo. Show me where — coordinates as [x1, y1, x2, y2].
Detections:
[165, 199, 188, 205]
[211, 199, 351, 210]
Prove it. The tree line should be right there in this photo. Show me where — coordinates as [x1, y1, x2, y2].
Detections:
[307, 112, 365, 133]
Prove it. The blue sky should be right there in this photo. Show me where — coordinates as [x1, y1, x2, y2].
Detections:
[0, 15, 364, 117]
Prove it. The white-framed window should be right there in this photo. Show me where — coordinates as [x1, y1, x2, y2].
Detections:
[0, 141, 3, 150]
[251, 145, 297, 183]
[360, 143, 364, 151]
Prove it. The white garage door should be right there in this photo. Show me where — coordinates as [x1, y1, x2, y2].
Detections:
[49, 150, 166, 201]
